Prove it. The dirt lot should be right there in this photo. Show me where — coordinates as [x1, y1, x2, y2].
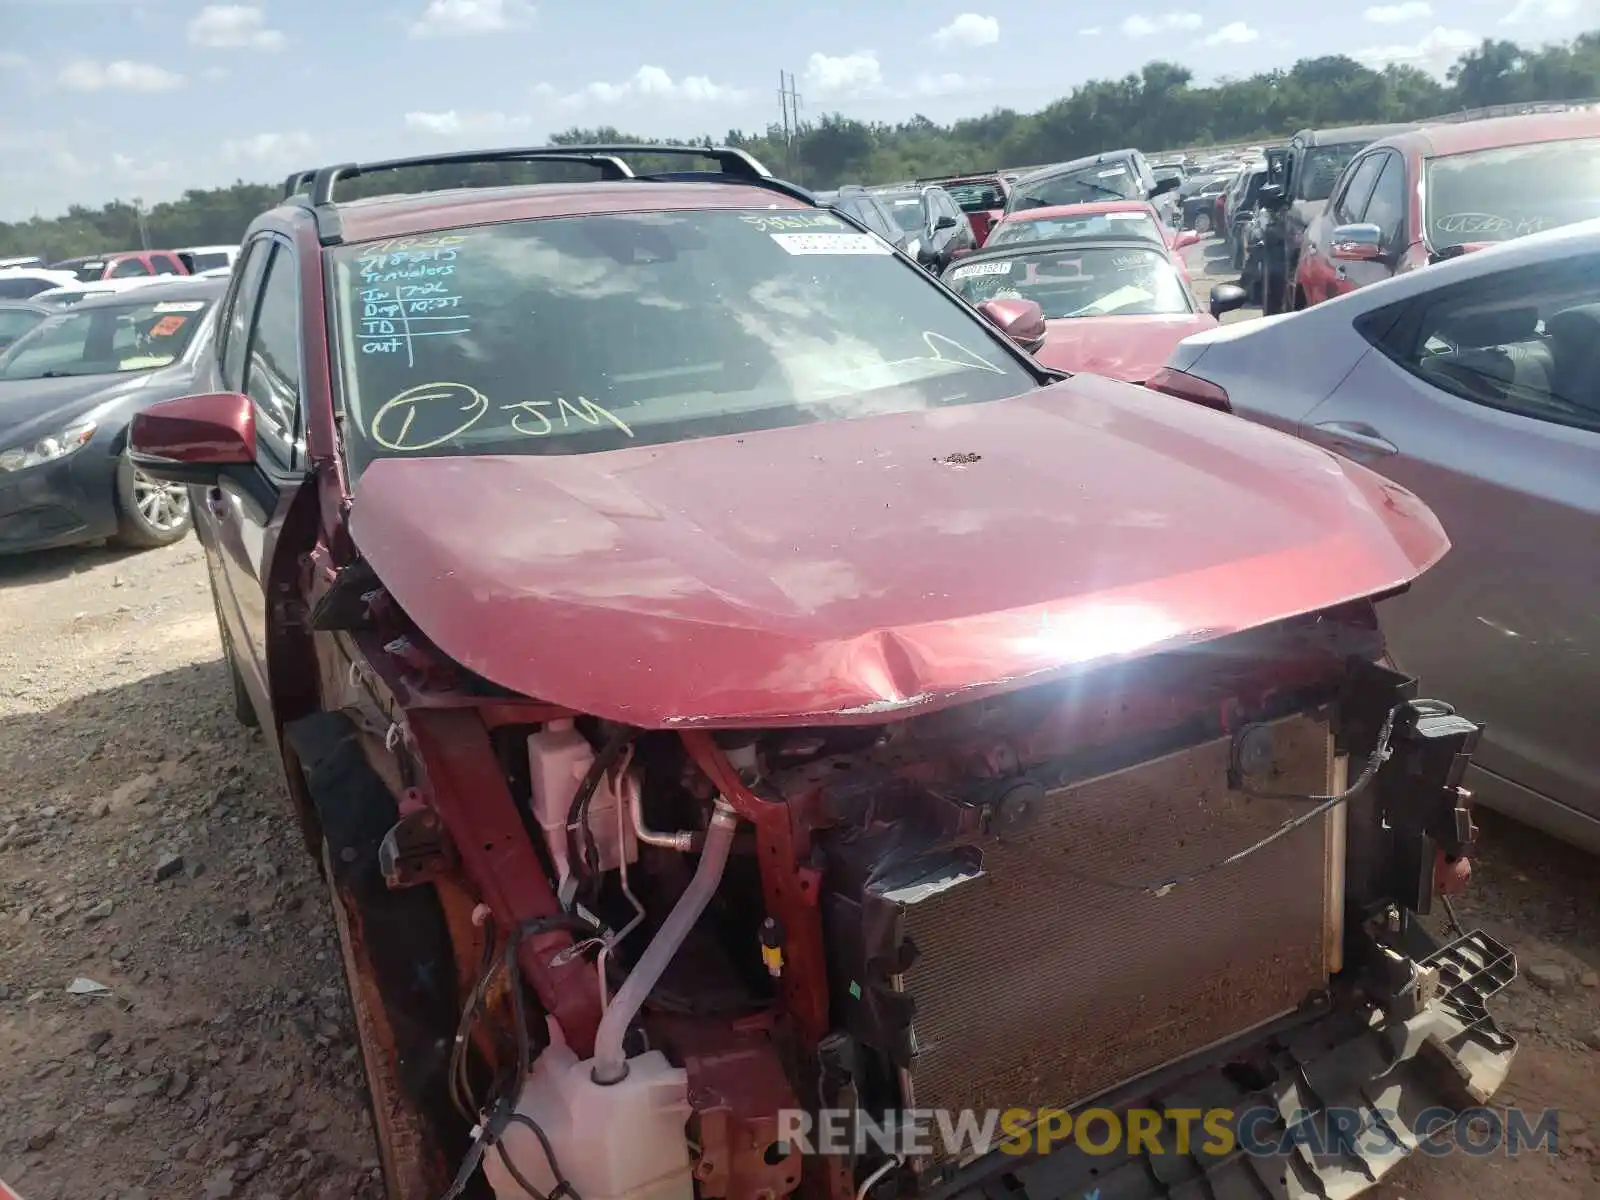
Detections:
[1, 537, 1597, 1200]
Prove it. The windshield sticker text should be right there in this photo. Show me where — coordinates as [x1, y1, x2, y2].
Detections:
[1098, 167, 1128, 177]
[950, 260, 1013, 279]
[354, 247, 474, 366]
[770, 232, 892, 256]
[740, 212, 844, 232]
[1432, 212, 1550, 237]
[357, 234, 470, 255]
[369, 382, 634, 452]
[147, 315, 188, 337]
[152, 300, 206, 313]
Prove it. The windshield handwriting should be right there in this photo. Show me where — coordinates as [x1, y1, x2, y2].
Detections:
[739, 212, 844, 233]
[368, 382, 634, 451]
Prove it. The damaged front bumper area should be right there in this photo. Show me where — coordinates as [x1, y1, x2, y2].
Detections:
[930, 929, 1517, 1200]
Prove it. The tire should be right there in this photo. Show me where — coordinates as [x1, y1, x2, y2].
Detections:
[1231, 237, 1245, 272]
[110, 450, 192, 549]
[324, 841, 445, 1200]
[1263, 272, 1286, 316]
[1194, 212, 1212, 235]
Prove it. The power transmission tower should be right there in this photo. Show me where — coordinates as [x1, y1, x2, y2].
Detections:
[777, 71, 804, 178]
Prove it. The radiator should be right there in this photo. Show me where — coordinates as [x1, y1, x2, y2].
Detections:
[885, 711, 1343, 1160]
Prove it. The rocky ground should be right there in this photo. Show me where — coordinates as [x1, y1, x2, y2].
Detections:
[1, 531, 1596, 1200]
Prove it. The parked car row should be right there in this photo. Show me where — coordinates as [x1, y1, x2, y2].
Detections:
[0, 243, 239, 302]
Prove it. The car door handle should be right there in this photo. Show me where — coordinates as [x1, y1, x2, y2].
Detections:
[1312, 420, 1398, 456]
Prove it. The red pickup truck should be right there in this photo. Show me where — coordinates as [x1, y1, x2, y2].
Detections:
[48, 249, 190, 281]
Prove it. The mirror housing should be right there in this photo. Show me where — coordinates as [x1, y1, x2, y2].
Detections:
[129, 392, 256, 485]
[1331, 223, 1383, 262]
[977, 297, 1047, 352]
[1258, 183, 1288, 210]
[1149, 175, 1181, 199]
[933, 214, 959, 232]
[1173, 229, 1201, 251]
[1208, 283, 1250, 319]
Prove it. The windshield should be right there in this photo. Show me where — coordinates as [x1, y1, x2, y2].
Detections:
[875, 191, 929, 232]
[1297, 143, 1367, 202]
[1013, 162, 1141, 209]
[943, 246, 1193, 319]
[988, 209, 1164, 248]
[0, 296, 210, 379]
[55, 260, 108, 283]
[1426, 137, 1600, 251]
[0, 307, 46, 349]
[329, 210, 1036, 470]
[943, 180, 1005, 213]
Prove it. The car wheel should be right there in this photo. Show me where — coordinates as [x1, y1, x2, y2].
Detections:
[323, 840, 447, 1200]
[1194, 212, 1212, 235]
[110, 451, 192, 549]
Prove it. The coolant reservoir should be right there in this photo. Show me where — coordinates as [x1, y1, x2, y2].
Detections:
[528, 720, 638, 887]
[483, 1025, 693, 1200]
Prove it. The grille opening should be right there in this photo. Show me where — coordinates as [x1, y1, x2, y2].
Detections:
[1223, 1060, 1275, 1093]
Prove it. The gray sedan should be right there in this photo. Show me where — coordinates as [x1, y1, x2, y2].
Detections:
[1155, 217, 1600, 852]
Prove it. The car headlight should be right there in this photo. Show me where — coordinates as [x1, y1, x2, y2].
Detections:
[0, 420, 98, 472]
[906, 237, 922, 259]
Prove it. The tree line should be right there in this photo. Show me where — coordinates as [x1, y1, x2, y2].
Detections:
[4, 31, 1598, 263]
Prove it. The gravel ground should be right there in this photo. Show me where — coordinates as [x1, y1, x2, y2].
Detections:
[1, 528, 1596, 1199]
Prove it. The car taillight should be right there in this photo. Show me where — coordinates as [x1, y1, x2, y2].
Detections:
[1146, 366, 1232, 413]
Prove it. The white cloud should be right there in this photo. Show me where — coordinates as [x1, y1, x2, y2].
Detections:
[803, 50, 884, 98]
[912, 71, 988, 96]
[1356, 25, 1478, 73]
[1201, 20, 1258, 45]
[222, 130, 316, 165]
[1121, 11, 1202, 36]
[1500, 0, 1581, 23]
[110, 152, 171, 180]
[404, 109, 533, 136]
[408, 0, 532, 37]
[1079, 26, 1103, 35]
[556, 65, 747, 110]
[187, 5, 285, 50]
[931, 13, 999, 50]
[57, 59, 184, 91]
[1364, 1, 1431, 21]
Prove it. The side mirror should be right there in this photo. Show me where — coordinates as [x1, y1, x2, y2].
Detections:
[1173, 230, 1201, 251]
[1258, 183, 1288, 210]
[1331, 223, 1383, 262]
[1149, 175, 1181, 198]
[977, 297, 1046, 352]
[947, 246, 975, 262]
[933, 214, 959, 232]
[1209, 283, 1250, 319]
[129, 391, 256, 485]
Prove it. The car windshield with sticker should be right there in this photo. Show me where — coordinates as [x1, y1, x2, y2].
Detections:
[942, 245, 1194, 320]
[988, 210, 1164, 248]
[0, 297, 212, 380]
[328, 209, 1036, 467]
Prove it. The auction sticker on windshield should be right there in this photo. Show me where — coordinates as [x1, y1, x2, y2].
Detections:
[770, 232, 890, 255]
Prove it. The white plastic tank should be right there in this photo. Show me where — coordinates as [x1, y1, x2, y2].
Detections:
[528, 720, 638, 887]
[483, 1022, 694, 1200]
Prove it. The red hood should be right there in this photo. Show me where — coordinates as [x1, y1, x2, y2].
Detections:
[349, 376, 1448, 728]
[1032, 314, 1218, 383]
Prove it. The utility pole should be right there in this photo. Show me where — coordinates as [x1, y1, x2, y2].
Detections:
[132, 198, 150, 250]
[777, 71, 803, 179]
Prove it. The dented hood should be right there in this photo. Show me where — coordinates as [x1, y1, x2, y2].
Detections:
[349, 375, 1448, 728]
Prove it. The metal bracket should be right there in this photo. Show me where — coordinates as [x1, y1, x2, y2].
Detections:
[377, 806, 459, 888]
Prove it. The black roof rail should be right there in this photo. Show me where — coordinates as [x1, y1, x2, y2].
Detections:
[282, 169, 316, 200]
[293, 142, 814, 246]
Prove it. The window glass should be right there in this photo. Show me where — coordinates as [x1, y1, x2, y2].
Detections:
[220, 239, 271, 392]
[1393, 252, 1600, 433]
[244, 244, 303, 470]
[1297, 142, 1369, 202]
[943, 245, 1193, 318]
[1424, 136, 1600, 251]
[876, 190, 930, 233]
[1334, 155, 1385, 225]
[153, 255, 185, 276]
[988, 209, 1164, 248]
[0, 277, 57, 299]
[109, 258, 151, 278]
[1013, 162, 1140, 209]
[0, 296, 213, 379]
[0, 307, 46, 347]
[1363, 155, 1406, 245]
[943, 181, 1005, 212]
[185, 251, 233, 273]
[329, 210, 1035, 476]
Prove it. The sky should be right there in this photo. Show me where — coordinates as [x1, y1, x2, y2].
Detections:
[0, 0, 1594, 221]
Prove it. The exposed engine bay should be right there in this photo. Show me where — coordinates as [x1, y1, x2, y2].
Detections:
[292, 586, 1516, 1200]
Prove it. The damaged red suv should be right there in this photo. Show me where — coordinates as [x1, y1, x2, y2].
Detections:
[130, 144, 1515, 1200]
